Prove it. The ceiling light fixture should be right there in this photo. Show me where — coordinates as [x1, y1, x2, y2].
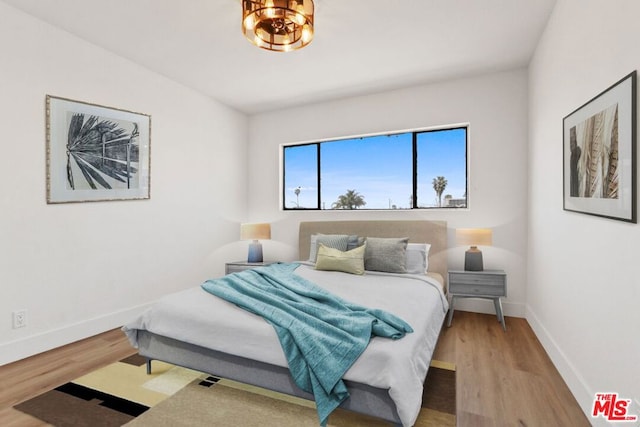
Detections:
[242, 0, 314, 52]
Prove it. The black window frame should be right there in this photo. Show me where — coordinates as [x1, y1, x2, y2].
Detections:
[282, 125, 468, 210]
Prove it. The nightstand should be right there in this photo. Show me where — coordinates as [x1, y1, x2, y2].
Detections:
[225, 261, 275, 275]
[447, 269, 507, 331]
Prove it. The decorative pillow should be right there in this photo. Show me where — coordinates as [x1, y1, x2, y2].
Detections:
[308, 234, 352, 262]
[346, 235, 364, 251]
[315, 243, 366, 275]
[405, 243, 432, 274]
[364, 237, 409, 273]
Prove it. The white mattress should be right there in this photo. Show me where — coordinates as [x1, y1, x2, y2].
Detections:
[124, 264, 448, 427]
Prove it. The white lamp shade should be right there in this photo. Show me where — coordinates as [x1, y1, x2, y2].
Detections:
[240, 223, 271, 241]
[456, 228, 492, 247]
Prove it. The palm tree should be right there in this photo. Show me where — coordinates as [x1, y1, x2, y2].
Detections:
[332, 189, 366, 209]
[294, 186, 301, 207]
[432, 176, 448, 207]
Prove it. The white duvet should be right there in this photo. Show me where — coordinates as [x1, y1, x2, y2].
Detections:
[123, 264, 448, 427]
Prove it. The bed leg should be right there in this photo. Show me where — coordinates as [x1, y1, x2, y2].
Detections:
[146, 358, 152, 375]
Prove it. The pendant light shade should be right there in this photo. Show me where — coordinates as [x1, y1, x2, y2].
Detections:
[242, 0, 314, 52]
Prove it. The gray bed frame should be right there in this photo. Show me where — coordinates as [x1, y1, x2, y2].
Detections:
[137, 220, 448, 426]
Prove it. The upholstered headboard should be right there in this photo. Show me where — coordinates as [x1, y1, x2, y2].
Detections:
[298, 220, 448, 281]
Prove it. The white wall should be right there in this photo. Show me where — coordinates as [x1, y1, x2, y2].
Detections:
[528, 0, 640, 423]
[0, 3, 248, 365]
[248, 69, 529, 318]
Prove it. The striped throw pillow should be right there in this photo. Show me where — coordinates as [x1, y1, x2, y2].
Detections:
[308, 234, 350, 262]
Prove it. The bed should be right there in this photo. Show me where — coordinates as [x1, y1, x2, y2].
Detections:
[123, 220, 448, 426]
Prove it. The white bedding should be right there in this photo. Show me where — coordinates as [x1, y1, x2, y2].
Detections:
[123, 264, 448, 427]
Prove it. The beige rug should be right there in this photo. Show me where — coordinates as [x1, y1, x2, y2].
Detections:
[127, 360, 456, 427]
[15, 355, 455, 427]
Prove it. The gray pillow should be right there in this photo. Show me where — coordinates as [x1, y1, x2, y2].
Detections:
[308, 234, 351, 262]
[364, 237, 409, 273]
[347, 236, 365, 251]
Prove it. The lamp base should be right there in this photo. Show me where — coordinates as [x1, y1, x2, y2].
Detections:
[247, 240, 263, 263]
[464, 246, 484, 271]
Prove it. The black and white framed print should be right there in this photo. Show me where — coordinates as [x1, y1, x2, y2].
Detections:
[563, 71, 636, 223]
[46, 96, 151, 203]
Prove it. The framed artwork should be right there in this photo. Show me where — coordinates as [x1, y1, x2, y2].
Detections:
[46, 95, 151, 204]
[563, 71, 637, 223]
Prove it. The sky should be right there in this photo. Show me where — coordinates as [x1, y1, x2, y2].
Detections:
[283, 128, 467, 209]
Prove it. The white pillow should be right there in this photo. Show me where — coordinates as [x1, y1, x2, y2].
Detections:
[405, 243, 431, 274]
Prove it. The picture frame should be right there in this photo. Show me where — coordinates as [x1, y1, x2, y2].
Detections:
[563, 71, 637, 223]
[46, 95, 151, 204]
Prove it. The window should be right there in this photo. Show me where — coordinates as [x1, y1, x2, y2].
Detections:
[282, 126, 468, 210]
[283, 144, 318, 209]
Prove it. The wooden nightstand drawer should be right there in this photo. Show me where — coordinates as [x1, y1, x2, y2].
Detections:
[448, 271, 506, 296]
[449, 282, 504, 297]
[225, 261, 274, 275]
[449, 272, 504, 286]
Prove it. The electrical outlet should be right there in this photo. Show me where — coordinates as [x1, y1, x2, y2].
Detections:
[12, 310, 27, 329]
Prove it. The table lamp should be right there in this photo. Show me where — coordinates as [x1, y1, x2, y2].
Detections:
[240, 223, 271, 263]
[456, 228, 492, 271]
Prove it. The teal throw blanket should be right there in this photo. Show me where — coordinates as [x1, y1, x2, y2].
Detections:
[201, 263, 413, 426]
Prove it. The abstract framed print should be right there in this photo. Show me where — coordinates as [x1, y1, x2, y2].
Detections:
[46, 96, 151, 203]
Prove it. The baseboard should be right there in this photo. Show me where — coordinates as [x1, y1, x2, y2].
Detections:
[525, 305, 604, 426]
[0, 303, 151, 366]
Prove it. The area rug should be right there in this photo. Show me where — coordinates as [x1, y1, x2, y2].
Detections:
[14, 355, 455, 426]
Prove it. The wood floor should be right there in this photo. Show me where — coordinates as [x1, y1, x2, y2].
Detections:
[0, 311, 590, 426]
[0, 329, 137, 427]
[433, 312, 590, 426]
